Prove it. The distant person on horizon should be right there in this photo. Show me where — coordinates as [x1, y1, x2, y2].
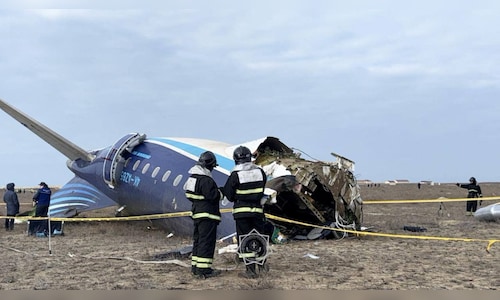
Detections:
[456, 177, 482, 216]
[3, 182, 20, 231]
[31, 181, 52, 235]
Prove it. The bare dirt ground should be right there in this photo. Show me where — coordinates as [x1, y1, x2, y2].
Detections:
[1, 182, 499, 290]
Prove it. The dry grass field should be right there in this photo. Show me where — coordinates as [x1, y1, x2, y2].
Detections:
[0, 182, 499, 290]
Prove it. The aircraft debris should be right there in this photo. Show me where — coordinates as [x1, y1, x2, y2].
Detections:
[303, 253, 320, 259]
[474, 202, 500, 222]
[403, 225, 427, 232]
[254, 137, 363, 240]
[152, 245, 193, 260]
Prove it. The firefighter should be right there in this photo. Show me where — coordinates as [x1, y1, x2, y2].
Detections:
[222, 146, 268, 279]
[456, 176, 482, 216]
[183, 151, 223, 279]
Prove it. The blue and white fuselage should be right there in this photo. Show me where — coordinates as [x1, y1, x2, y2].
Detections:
[52, 136, 242, 238]
[0, 98, 363, 241]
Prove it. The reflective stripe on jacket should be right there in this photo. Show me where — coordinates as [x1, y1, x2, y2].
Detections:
[223, 162, 266, 219]
[459, 183, 482, 198]
[183, 164, 222, 222]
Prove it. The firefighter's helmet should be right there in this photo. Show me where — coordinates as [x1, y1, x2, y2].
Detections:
[233, 146, 252, 165]
[198, 151, 218, 170]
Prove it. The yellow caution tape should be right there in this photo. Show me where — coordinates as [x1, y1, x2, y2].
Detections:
[3, 211, 192, 222]
[363, 196, 500, 204]
[265, 214, 499, 252]
[3, 200, 497, 251]
[3, 208, 236, 222]
[2, 196, 498, 207]
[487, 240, 497, 252]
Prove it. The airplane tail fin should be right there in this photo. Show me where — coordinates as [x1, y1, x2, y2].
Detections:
[0, 98, 94, 162]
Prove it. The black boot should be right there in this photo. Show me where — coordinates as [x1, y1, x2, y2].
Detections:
[6, 219, 14, 231]
[195, 268, 221, 279]
[202, 269, 221, 278]
[239, 264, 259, 279]
[258, 263, 269, 274]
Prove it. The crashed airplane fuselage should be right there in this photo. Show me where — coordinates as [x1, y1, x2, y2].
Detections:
[0, 98, 363, 240]
[255, 137, 363, 239]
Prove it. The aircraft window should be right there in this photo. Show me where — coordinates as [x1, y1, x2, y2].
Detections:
[162, 170, 171, 182]
[124, 158, 131, 168]
[152, 166, 160, 178]
[133, 160, 141, 171]
[173, 174, 183, 186]
[142, 163, 150, 174]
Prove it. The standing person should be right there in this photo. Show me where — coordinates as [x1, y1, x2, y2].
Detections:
[32, 181, 52, 235]
[183, 151, 223, 279]
[456, 177, 482, 216]
[3, 183, 20, 231]
[223, 146, 268, 279]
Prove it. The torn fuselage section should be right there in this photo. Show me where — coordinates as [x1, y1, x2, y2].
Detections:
[103, 133, 147, 188]
[255, 138, 363, 239]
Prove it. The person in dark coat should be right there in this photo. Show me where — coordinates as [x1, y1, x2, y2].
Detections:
[31, 181, 52, 234]
[222, 146, 268, 279]
[33, 182, 51, 217]
[3, 182, 20, 231]
[456, 176, 482, 216]
[183, 151, 223, 279]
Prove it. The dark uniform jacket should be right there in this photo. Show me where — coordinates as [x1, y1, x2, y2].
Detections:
[3, 183, 20, 216]
[184, 164, 223, 222]
[223, 162, 266, 219]
[458, 183, 482, 198]
[33, 186, 52, 206]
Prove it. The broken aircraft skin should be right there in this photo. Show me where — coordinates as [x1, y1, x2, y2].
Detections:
[255, 137, 363, 240]
[0, 98, 363, 241]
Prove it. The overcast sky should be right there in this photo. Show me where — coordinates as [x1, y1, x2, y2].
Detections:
[1, 2, 500, 187]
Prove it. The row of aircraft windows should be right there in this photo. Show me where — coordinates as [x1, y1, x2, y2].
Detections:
[125, 158, 182, 186]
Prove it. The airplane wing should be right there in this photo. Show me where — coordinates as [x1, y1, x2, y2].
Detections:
[49, 177, 118, 217]
[0, 98, 94, 162]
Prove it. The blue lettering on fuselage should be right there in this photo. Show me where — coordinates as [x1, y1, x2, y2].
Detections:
[133, 175, 141, 187]
[132, 151, 151, 159]
[120, 171, 141, 187]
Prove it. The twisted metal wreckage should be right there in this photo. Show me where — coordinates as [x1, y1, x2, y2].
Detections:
[253, 137, 363, 241]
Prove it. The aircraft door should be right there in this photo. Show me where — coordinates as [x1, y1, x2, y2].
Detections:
[103, 133, 146, 188]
